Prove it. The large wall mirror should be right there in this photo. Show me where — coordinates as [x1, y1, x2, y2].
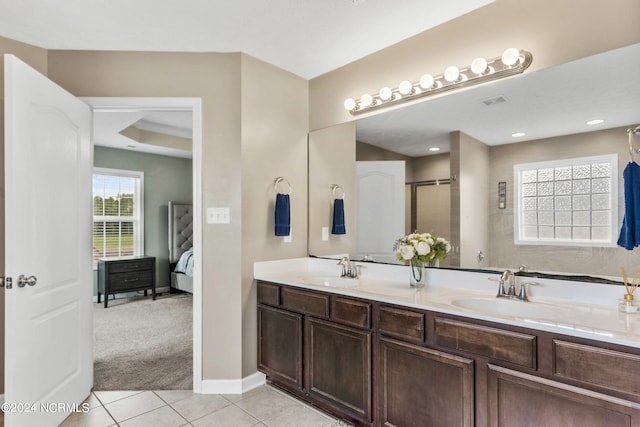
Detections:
[309, 43, 640, 279]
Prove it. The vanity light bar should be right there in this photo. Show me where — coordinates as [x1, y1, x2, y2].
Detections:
[344, 48, 533, 115]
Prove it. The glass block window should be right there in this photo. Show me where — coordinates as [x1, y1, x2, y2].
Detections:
[514, 154, 618, 246]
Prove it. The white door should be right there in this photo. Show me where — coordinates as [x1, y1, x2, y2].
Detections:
[356, 161, 405, 263]
[4, 54, 93, 427]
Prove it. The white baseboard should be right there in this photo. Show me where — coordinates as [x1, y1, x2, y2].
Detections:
[199, 371, 266, 394]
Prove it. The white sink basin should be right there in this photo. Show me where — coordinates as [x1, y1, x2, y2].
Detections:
[298, 276, 360, 288]
[449, 297, 562, 319]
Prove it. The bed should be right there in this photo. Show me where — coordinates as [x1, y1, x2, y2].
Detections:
[168, 201, 194, 293]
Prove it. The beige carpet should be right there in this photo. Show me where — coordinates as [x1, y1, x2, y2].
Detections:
[93, 293, 192, 390]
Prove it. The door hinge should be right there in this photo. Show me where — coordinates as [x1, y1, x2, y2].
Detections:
[0, 276, 12, 289]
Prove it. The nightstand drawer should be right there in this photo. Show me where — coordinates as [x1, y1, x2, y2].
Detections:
[108, 271, 154, 291]
[97, 256, 156, 307]
[109, 260, 154, 274]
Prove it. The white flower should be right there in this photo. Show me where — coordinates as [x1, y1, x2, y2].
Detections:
[398, 244, 415, 260]
[415, 241, 431, 256]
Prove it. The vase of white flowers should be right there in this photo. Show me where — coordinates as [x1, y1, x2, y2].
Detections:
[393, 232, 451, 288]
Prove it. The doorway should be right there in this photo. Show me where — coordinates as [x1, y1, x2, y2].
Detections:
[83, 97, 203, 392]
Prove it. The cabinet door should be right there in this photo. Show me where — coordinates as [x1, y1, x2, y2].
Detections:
[307, 317, 372, 423]
[258, 305, 303, 391]
[379, 337, 474, 427]
[487, 364, 640, 427]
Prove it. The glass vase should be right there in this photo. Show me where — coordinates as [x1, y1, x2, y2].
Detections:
[428, 258, 440, 268]
[409, 258, 426, 288]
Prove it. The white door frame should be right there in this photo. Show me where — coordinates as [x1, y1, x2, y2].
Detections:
[82, 97, 204, 392]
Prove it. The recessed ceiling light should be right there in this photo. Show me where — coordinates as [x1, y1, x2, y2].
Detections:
[428, 147, 441, 152]
[586, 119, 605, 125]
[512, 132, 526, 138]
[126, 145, 137, 149]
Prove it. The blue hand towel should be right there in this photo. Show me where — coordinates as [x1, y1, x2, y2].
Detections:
[331, 198, 346, 235]
[618, 162, 640, 249]
[274, 193, 291, 236]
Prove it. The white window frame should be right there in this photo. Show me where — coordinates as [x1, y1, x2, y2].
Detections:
[93, 167, 144, 263]
[513, 154, 618, 247]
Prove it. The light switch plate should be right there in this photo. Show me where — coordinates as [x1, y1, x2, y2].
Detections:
[207, 207, 230, 224]
[284, 229, 292, 243]
[322, 227, 329, 241]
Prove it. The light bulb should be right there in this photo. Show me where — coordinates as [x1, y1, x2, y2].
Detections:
[398, 80, 413, 96]
[360, 93, 373, 107]
[379, 87, 392, 101]
[501, 48, 520, 66]
[344, 98, 356, 111]
[586, 119, 605, 125]
[444, 66, 460, 82]
[419, 74, 434, 89]
[470, 57, 488, 75]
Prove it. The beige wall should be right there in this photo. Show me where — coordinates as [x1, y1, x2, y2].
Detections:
[45, 50, 309, 382]
[410, 154, 450, 183]
[48, 49, 245, 381]
[488, 126, 637, 276]
[0, 36, 49, 396]
[450, 132, 490, 268]
[309, 0, 640, 131]
[240, 54, 308, 376]
[309, 123, 356, 258]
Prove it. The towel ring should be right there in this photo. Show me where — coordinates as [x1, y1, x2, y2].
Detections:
[331, 184, 345, 199]
[274, 177, 292, 195]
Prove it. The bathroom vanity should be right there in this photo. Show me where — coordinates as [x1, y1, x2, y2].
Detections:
[255, 258, 640, 427]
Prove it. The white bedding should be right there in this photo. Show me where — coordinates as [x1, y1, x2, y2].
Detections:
[174, 247, 194, 277]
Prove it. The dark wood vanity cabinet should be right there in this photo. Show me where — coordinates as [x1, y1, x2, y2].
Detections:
[257, 281, 640, 427]
[257, 281, 373, 425]
[379, 337, 474, 427]
[257, 304, 303, 391]
[487, 364, 640, 427]
[307, 317, 372, 422]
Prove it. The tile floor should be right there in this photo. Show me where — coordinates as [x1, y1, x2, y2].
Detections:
[57, 385, 351, 427]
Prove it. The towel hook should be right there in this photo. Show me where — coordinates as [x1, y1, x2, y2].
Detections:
[274, 177, 292, 195]
[331, 184, 345, 199]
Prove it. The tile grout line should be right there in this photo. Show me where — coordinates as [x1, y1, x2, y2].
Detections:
[90, 392, 120, 427]
[151, 391, 192, 426]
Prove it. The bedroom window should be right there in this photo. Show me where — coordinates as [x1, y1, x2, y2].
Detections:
[513, 154, 618, 247]
[93, 168, 144, 264]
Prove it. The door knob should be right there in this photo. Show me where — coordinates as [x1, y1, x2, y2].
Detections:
[17, 275, 37, 287]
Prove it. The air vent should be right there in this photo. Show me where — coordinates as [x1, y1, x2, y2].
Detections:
[482, 95, 509, 106]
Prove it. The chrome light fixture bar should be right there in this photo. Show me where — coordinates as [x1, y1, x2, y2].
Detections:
[344, 48, 533, 115]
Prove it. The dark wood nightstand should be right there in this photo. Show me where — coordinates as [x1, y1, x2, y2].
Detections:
[97, 256, 156, 308]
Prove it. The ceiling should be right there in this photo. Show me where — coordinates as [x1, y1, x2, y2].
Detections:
[92, 110, 193, 158]
[356, 43, 640, 157]
[0, 0, 493, 79]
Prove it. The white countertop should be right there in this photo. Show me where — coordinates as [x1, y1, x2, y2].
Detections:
[254, 257, 640, 349]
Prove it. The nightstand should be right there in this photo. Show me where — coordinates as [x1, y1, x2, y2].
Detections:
[97, 256, 156, 308]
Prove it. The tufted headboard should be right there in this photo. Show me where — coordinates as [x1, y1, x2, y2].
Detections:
[168, 201, 194, 264]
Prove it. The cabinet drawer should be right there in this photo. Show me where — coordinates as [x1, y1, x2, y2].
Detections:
[554, 340, 640, 396]
[257, 282, 280, 306]
[109, 260, 154, 273]
[379, 306, 425, 343]
[332, 296, 371, 329]
[281, 287, 330, 318]
[435, 318, 536, 369]
[108, 271, 154, 291]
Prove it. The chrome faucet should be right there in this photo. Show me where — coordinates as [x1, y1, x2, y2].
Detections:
[337, 256, 360, 279]
[496, 269, 530, 301]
